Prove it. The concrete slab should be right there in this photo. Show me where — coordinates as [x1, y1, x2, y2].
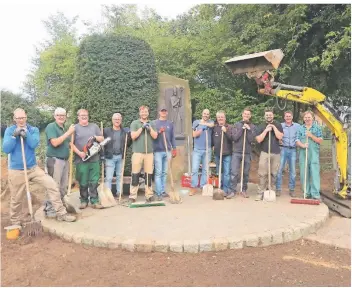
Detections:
[35, 183, 330, 253]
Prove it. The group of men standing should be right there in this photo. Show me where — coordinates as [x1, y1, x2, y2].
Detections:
[189, 108, 323, 201]
[3, 104, 322, 228]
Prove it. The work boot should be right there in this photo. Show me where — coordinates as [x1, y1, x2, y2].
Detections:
[161, 192, 169, 198]
[289, 190, 296, 197]
[79, 202, 88, 209]
[241, 191, 249, 198]
[276, 190, 281, 197]
[57, 213, 77, 222]
[255, 193, 263, 201]
[189, 188, 198, 196]
[146, 196, 155, 202]
[129, 198, 136, 204]
[45, 211, 57, 219]
[226, 192, 235, 199]
[92, 203, 104, 209]
[157, 195, 163, 201]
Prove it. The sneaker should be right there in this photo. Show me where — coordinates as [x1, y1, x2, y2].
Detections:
[157, 196, 163, 201]
[129, 198, 136, 204]
[289, 190, 296, 197]
[226, 192, 235, 199]
[92, 203, 104, 209]
[146, 196, 155, 202]
[57, 213, 77, 222]
[79, 202, 88, 209]
[255, 194, 263, 201]
[276, 190, 281, 197]
[161, 192, 169, 198]
[189, 188, 198, 196]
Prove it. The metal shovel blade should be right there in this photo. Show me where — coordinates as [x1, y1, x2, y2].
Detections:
[202, 184, 214, 197]
[263, 189, 276, 202]
[225, 49, 284, 75]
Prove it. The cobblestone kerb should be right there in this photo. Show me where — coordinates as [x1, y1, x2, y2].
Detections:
[36, 184, 330, 253]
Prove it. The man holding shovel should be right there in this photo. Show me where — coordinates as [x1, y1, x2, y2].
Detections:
[227, 107, 256, 199]
[295, 111, 323, 201]
[152, 106, 177, 201]
[255, 108, 283, 201]
[71, 109, 104, 209]
[103, 113, 131, 200]
[212, 111, 232, 196]
[2, 108, 76, 226]
[44, 107, 75, 218]
[129, 106, 158, 203]
[189, 109, 214, 196]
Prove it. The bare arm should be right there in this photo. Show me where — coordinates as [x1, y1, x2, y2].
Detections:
[272, 125, 283, 140]
[256, 129, 269, 143]
[94, 135, 104, 143]
[131, 127, 143, 140]
[149, 127, 158, 139]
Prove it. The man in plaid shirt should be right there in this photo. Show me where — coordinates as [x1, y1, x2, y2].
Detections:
[296, 111, 323, 200]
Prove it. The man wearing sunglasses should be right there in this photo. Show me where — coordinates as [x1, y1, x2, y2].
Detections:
[44, 107, 75, 218]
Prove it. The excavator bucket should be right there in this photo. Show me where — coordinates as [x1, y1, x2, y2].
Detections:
[225, 49, 284, 75]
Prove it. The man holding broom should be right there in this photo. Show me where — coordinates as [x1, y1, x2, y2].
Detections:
[43, 107, 75, 218]
[295, 111, 323, 201]
[255, 108, 283, 201]
[129, 106, 158, 203]
[2, 108, 76, 227]
[152, 106, 177, 201]
[227, 107, 256, 199]
[212, 111, 232, 197]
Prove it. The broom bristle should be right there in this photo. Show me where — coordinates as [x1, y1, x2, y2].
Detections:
[290, 198, 320, 205]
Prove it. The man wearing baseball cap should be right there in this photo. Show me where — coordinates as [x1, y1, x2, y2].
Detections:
[152, 106, 177, 201]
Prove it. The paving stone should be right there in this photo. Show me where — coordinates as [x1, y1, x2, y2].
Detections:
[170, 241, 183, 253]
[258, 232, 272, 247]
[72, 233, 85, 244]
[82, 235, 94, 246]
[228, 237, 244, 249]
[55, 228, 64, 238]
[271, 230, 283, 245]
[213, 238, 228, 251]
[43, 226, 49, 233]
[48, 227, 56, 235]
[62, 231, 73, 242]
[298, 222, 313, 236]
[290, 226, 303, 241]
[93, 236, 109, 248]
[244, 234, 259, 247]
[108, 238, 121, 249]
[122, 239, 136, 252]
[183, 240, 199, 253]
[154, 240, 169, 252]
[282, 228, 294, 243]
[199, 239, 213, 252]
[136, 239, 154, 252]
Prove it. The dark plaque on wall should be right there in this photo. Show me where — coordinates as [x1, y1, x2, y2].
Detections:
[164, 86, 185, 140]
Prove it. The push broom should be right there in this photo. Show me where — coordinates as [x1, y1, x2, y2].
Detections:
[213, 130, 224, 200]
[291, 133, 320, 205]
[129, 128, 165, 208]
[118, 132, 128, 204]
[20, 136, 43, 236]
[202, 129, 214, 196]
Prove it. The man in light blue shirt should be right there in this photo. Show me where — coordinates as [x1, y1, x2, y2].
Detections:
[276, 111, 300, 197]
[189, 109, 214, 196]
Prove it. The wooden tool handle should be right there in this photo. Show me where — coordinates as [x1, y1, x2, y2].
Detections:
[119, 133, 128, 203]
[100, 122, 104, 190]
[205, 129, 209, 180]
[218, 130, 224, 188]
[163, 132, 174, 188]
[268, 131, 271, 189]
[67, 133, 74, 196]
[240, 129, 247, 192]
[304, 133, 308, 199]
[20, 137, 33, 219]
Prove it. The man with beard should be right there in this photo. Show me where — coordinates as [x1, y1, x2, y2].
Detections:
[255, 108, 283, 201]
[129, 106, 158, 203]
[227, 107, 256, 199]
[189, 109, 214, 196]
[71, 109, 104, 209]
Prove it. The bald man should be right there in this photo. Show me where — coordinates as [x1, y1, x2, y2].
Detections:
[189, 109, 214, 196]
[2, 108, 76, 227]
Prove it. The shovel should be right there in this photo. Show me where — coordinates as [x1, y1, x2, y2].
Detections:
[202, 129, 214, 196]
[118, 132, 128, 204]
[213, 130, 224, 200]
[63, 132, 81, 214]
[239, 128, 249, 198]
[263, 130, 276, 202]
[97, 122, 116, 208]
[163, 131, 182, 204]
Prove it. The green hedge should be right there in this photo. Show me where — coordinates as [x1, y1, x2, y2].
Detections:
[73, 34, 159, 175]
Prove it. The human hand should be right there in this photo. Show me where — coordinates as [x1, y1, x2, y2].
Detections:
[159, 127, 166, 133]
[303, 143, 309, 148]
[202, 126, 208, 131]
[13, 127, 26, 137]
[306, 131, 313, 138]
[172, 149, 177, 158]
[221, 126, 227, 133]
[265, 124, 273, 132]
[79, 151, 86, 159]
[67, 124, 75, 135]
[243, 123, 250, 130]
[143, 123, 151, 131]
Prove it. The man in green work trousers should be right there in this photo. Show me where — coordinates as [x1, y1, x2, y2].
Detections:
[71, 109, 104, 209]
[44, 107, 75, 218]
[296, 111, 323, 201]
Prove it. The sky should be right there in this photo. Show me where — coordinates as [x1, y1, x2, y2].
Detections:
[0, 0, 201, 94]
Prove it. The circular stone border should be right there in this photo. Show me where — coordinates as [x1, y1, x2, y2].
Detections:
[38, 203, 329, 253]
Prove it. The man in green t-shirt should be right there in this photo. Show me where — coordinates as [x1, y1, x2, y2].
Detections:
[129, 106, 158, 203]
[44, 107, 76, 221]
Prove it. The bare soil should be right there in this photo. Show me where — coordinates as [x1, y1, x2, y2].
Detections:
[1, 158, 350, 287]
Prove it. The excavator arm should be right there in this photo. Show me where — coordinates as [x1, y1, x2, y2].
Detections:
[225, 49, 350, 200]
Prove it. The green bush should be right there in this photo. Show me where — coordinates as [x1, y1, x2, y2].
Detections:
[73, 34, 159, 174]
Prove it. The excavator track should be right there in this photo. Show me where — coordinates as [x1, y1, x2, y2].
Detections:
[320, 190, 351, 218]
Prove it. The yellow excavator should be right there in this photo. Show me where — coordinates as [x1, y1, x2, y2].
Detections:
[225, 49, 351, 218]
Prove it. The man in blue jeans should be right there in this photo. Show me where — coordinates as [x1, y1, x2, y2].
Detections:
[212, 111, 232, 196]
[103, 113, 131, 199]
[189, 109, 214, 196]
[276, 111, 300, 197]
[153, 106, 177, 201]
